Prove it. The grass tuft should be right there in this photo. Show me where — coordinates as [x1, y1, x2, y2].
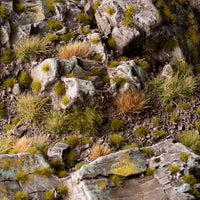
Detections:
[152, 118, 162, 126]
[2, 48, 16, 64]
[114, 77, 128, 88]
[3, 78, 16, 89]
[146, 168, 154, 176]
[109, 61, 118, 68]
[75, 162, 88, 170]
[45, 191, 55, 200]
[77, 13, 91, 25]
[48, 19, 63, 30]
[93, 0, 100, 13]
[62, 96, 69, 105]
[91, 37, 100, 44]
[42, 63, 51, 73]
[81, 26, 90, 35]
[14, 191, 29, 200]
[124, 5, 135, 27]
[122, 143, 138, 150]
[89, 144, 111, 161]
[109, 174, 124, 187]
[155, 130, 165, 138]
[43, 34, 58, 42]
[180, 153, 189, 162]
[66, 136, 80, 148]
[0, 6, 9, 20]
[0, 102, 5, 118]
[142, 147, 153, 156]
[66, 151, 77, 166]
[34, 167, 53, 178]
[59, 185, 68, 195]
[110, 118, 125, 131]
[31, 80, 41, 94]
[54, 82, 66, 97]
[183, 174, 196, 186]
[107, 37, 116, 50]
[169, 164, 180, 175]
[46, 0, 56, 12]
[60, 32, 74, 43]
[110, 134, 124, 147]
[19, 71, 32, 89]
[116, 89, 147, 114]
[106, 6, 116, 16]
[171, 115, 180, 123]
[135, 126, 150, 137]
[58, 41, 93, 60]
[195, 121, 200, 132]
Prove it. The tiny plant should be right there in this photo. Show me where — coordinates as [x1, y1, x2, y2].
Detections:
[114, 77, 128, 88]
[46, 0, 56, 12]
[91, 37, 100, 44]
[14, 4, 26, 14]
[180, 153, 189, 162]
[3, 78, 16, 89]
[142, 147, 153, 157]
[155, 130, 165, 138]
[119, 56, 128, 61]
[196, 107, 200, 115]
[16, 171, 27, 182]
[137, 60, 150, 71]
[45, 191, 55, 200]
[59, 185, 68, 195]
[43, 34, 58, 42]
[75, 162, 88, 170]
[135, 127, 150, 137]
[124, 5, 135, 27]
[42, 63, 50, 72]
[152, 118, 162, 126]
[31, 80, 41, 94]
[93, 54, 102, 62]
[109, 174, 124, 187]
[89, 144, 111, 161]
[14, 191, 29, 200]
[183, 174, 196, 186]
[106, 6, 116, 16]
[48, 19, 63, 30]
[110, 118, 125, 131]
[169, 164, 180, 175]
[60, 32, 74, 43]
[54, 82, 66, 96]
[0, 6, 9, 20]
[66, 136, 80, 148]
[171, 115, 180, 123]
[165, 104, 174, 113]
[4, 124, 13, 132]
[107, 37, 116, 50]
[66, 151, 77, 166]
[179, 102, 189, 110]
[195, 121, 200, 132]
[77, 13, 91, 25]
[163, 38, 178, 51]
[146, 168, 154, 176]
[81, 26, 90, 35]
[34, 167, 53, 178]
[19, 72, 32, 89]
[93, 0, 100, 13]
[109, 134, 124, 147]
[122, 143, 138, 150]
[62, 96, 69, 105]
[109, 61, 118, 68]
[2, 48, 16, 64]
[0, 102, 5, 118]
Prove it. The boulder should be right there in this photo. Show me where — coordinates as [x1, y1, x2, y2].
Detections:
[95, 0, 160, 54]
[1, 22, 11, 47]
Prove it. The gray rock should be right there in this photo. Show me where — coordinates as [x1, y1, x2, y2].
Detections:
[12, 83, 20, 95]
[47, 142, 69, 162]
[1, 22, 11, 47]
[161, 64, 173, 78]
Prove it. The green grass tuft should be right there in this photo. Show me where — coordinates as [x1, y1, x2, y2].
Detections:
[135, 127, 150, 137]
[2, 48, 16, 64]
[59, 185, 68, 195]
[66, 151, 77, 166]
[81, 26, 90, 35]
[163, 38, 178, 51]
[42, 63, 51, 72]
[137, 60, 151, 71]
[109, 134, 124, 147]
[91, 37, 100, 44]
[183, 174, 196, 186]
[122, 143, 138, 150]
[114, 77, 128, 88]
[109, 174, 124, 187]
[124, 5, 135, 27]
[62, 96, 69, 105]
[46, 0, 56, 12]
[155, 130, 165, 138]
[107, 37, 116, 50]
[14, 191, 29, 200]
[152, 118, 162, 126]
[34, 167, 53, 178]
[31, 81, 41, 94]
[14, 4, 26, 14]
[180, 153, 189, 162]
[169, 164, 180, 175]
[106, 6, 116, 16]
[146, 168, 154, 176]
[16, 171, 27, 182]
[165, 104, 174, 113]
[0, 6, 9, 20]
[66, 136, 80, 148]
[142, 147, 153, 157]
[109, 61, 118, 68]
[19, 71, 32, 89]
[77, 13, 91, 25]
[60, 32, 74, 43]
[0, 102, 5, 118]
[48, 19, 63, 30]
[54, 82, 66, 96]
[179, 102, 189, 110]
[110, 118, 125, 131]
[45, 191, 55, 200]
[75, 162, 89, 170]
[43, 34, 58, 42]
[171, 115, 180, 123]
[196, 107, 200, 115]
[3, 78, 16, 89]
[93, 0, 100, 13]
[195, 121, 200, 132]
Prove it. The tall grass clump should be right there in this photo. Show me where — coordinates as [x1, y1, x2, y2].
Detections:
[116, 89, 147, 114]
[17, 94, 49, 124]
[69, 107, 102, 135]
[15, 36, 48, 61]
[58, 41, 93, 60]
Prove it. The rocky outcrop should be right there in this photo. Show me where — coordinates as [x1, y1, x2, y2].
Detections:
[66, 139, 200, 200]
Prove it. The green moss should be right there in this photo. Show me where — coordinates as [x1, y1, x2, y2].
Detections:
[48, 19, 63, 30]
[106, 6, 116, 16]
[109, 174, 124, 187]
[124, 5, 135, 27]
[195, 121, 200, 132]
[19, 71, 32, 89]
[42, 63, 51, 72]
[93, 0, 100, 13]
[75, 162, 88, 170]
[152, 118, 162, 126]
[66, 136, 80, 148]
[46, 0, 55, 12]
[43, 34, 58, 42]
[0, 6, 9, 20]
[45, 111, 68, 135]
[107, 37, 116, 50]
[66, 151, 77, 166]
[196, 107, 200, 115]
[114, 77, 128, 88]
[81, 26, 90, 35]
[16, 171, 27, 182]
[31, 80, 41, 94]
[14, 192, 29, 200]
[169, 164, 180, 175]
[142, 147, 153, 157]
[109, 61, 118, 68]
[2, 48, 16, 64]
[110, 118, 125, 131]
[93, 54, 103, 62]
[183, 174, 196, 186]
[69, 107, 102, 135]
[122, 143, 138, 150]
[34, 167, 53, 178]
[137, 60, 151, 71]
[146, 40, 159, 53]
[91, 37, 100, 44]
[135, 127, 150, 137]
[3, 78, 16, 89]
[180, 153, 189, 162]
[62, 96, 69, 105]
[165, 104, 174, 113]
[163, 38, 178, 51]
[109, 134, 124, 147]
[146, 168, 154, 176]
[0, 102, 6, 118]
[77, 13, 91, 25]
[171, 115, 180, 123]
[54, 82, 66, 96]
[45, 191, 55, 200]
[14, 4, 26, 14]
[60, 32, 74, 43]
[59, 185, 68, 195]
[179, 102, 189, 110]
[4, 124, 13, 132]
[155, 130, 165, 138]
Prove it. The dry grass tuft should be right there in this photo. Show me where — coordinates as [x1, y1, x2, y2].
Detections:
[12, 137, 32, 153]
[89, 144, 111, 161]
[58, 41, 93, 60]
[116, 89, 147, 114]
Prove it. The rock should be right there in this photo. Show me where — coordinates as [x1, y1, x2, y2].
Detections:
[0, 153, 61, 200]
[108, 60, 145, 94]
[169, 46, 185, 64]
[94, 0, 160, 54]
[161, 64, 173, 78]
[1, 22, 11, 47]
[12, 83, 20, 95]
[47, 142, 69, 162]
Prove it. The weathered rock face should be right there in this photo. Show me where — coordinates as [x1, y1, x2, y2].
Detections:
[66, 139, 200, 200]
[95, 0, 160, 54]
[0, 153, 61, 199]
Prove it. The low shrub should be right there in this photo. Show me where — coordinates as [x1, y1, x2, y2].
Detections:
[2, 48, 16, 64]
[169, 164, 180, 175]
[109, 134, 124, 147]
[45, 111, 68, 135]
[48, 19, 63, 30]
[16, 36, 48, 61]
[89, 144, 111, 161]
[58, 41, 93, 60]
[69, 107, 102, 135]
[109, 174, 124, 187]
[135, 126, 150, 137]
[116, 89, 147, 114]
[66, 136, 80, 148]
[3, 78, 16, 89]
[110, 118, 125, 131]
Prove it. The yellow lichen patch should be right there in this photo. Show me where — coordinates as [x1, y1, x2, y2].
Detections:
[96, 180, 108, 191]
[28, 3, 45, 21]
